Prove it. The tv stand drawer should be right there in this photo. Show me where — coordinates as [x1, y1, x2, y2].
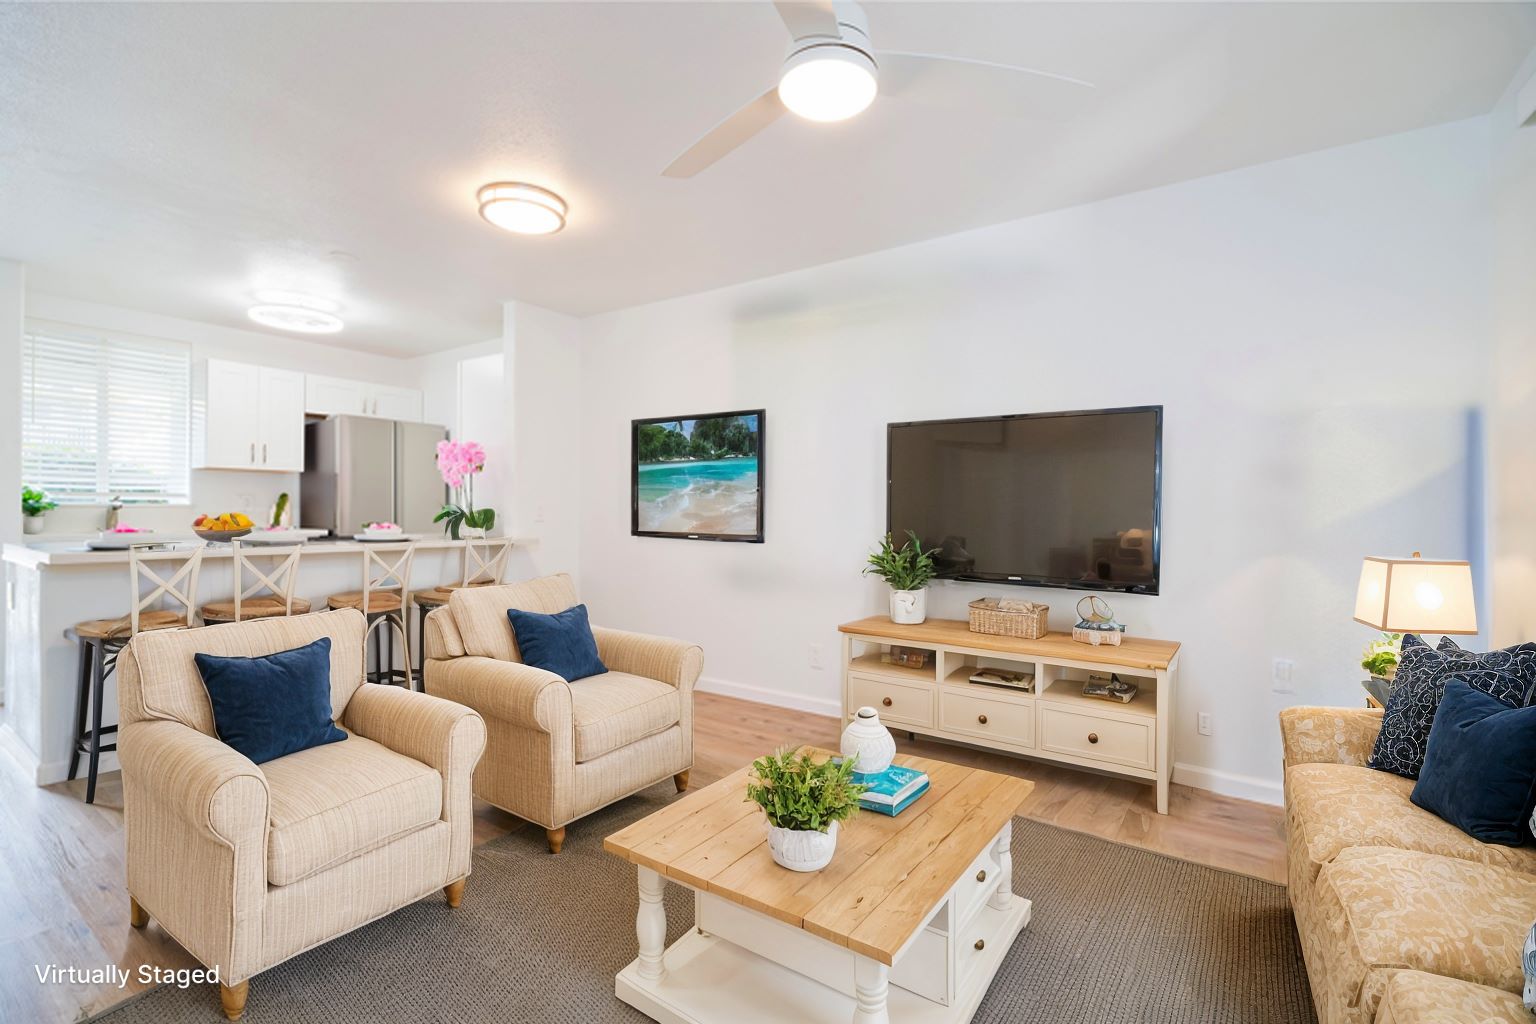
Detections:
[847, 674, 934, 728]
[940, 689, 1034, 749]
[1039, 706, 1153, 770]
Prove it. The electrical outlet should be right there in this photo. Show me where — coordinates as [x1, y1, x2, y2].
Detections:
[1197, 712, 1213, 737]
[1272, 657, 1295, 694]
[808, 644, 824, 670]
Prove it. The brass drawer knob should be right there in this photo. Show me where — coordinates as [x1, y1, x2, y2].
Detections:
[881, 697, 893, 707]
[976, 869, 987, 883]
[977, 714, 988, 725]
[1088, 732, 1099, 744]
[974, 939, 986, 951]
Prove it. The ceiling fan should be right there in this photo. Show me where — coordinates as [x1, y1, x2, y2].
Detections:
[662, 0, 1095, 178]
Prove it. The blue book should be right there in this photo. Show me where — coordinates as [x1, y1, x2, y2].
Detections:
[853, 764, 929, 808]
[861, 779, 930, 816]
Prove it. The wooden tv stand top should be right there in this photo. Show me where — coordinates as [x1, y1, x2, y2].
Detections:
[838, 616, 1181, 671]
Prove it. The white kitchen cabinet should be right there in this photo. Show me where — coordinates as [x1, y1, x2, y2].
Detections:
[305, 373, 422, 421]
[196, 359, 307, 472]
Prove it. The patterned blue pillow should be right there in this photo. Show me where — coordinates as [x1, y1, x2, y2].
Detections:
[1366, 634, 1536, 779]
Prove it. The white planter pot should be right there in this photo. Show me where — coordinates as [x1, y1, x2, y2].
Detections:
[22, 516, 45, 536]
[889, 588, 927, 625]
[841, 706, 896, 775]
[766, 820, 839, 872]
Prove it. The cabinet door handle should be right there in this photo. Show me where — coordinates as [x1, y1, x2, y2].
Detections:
[249, 442, 255, 463]
[977, 714, 988, 725]
[973, 939, 985, 951]
[881, 697, 892, 707]
[976, 869, 987, 883]
[1088, 732, 1099, 744]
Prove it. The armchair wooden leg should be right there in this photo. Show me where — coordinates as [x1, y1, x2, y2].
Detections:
[129, 895, 149, 929]
[220, 981, 249, 1022]
[545, 826, 566, 854]
[673, 770, 690, 793]
[444, 878, 465, 908]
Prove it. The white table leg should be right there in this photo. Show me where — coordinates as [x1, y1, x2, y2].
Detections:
[852, 956, 890, 1024]
[636, 866, 667, 982]
[988, 823, 1013, 911]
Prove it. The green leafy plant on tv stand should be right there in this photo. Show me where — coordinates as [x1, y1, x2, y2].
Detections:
[863, 530, 938, 592]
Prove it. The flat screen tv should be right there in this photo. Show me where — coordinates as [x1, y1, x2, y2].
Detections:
[887, 406, 1161, 594]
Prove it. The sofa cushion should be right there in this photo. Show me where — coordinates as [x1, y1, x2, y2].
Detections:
[1312, 846, 1536, 1020]
[263, 733, 442, 886]
[195, 638, 347, 764]
[1375, 971, 1531, 1024]
[506, 604, 607, 682]
[1413, 680, 1536, 845]
[1286, 762, 1536, 883]
[570, 672, 680, 763]
[447, 574, 580, 662]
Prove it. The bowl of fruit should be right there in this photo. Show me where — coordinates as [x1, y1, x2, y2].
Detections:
[194, 512, 254, 541]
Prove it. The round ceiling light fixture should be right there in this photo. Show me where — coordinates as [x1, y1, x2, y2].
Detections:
[247, 292, 344, 334]
[477, 182, 568, 235]
[778, 43, 878, 122]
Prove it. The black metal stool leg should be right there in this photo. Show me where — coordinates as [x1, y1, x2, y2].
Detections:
[68, 639, 91, 782]
[85, 640, 106, 805]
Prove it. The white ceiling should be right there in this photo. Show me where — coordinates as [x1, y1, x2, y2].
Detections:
[2, 3, 1533, 356]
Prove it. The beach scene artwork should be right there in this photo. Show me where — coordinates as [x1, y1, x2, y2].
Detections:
[633, 411, 763, 540]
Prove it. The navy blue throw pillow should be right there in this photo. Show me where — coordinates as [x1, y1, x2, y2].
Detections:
[1367, 634, 1536, 779]
[1411, 680, 1536, 845]
[194, 637, 346, 765]
[506, 604, 608, 682]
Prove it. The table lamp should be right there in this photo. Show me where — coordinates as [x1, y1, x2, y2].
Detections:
[1353, 551, 1478, 635]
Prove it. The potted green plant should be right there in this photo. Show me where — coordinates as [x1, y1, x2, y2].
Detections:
[21, 485, 56, 535]
[1361, 632, 1403, 684]
[864, 530, 939, 624]
[745, 749, 867, 872]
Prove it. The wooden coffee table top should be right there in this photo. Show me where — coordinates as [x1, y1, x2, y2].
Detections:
[604, 749, 1034, 966]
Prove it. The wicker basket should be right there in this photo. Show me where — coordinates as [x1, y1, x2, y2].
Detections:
[968, 597, 1049, 639]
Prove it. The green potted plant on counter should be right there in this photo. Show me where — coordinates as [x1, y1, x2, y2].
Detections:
[746, 749, 866, 872]
[21, 485, 56, 535]
[864, 530, 938, 624]
[433, 440, 497, 539]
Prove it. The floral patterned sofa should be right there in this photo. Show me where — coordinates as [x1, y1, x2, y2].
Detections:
[1281, 706, 1536, 1024]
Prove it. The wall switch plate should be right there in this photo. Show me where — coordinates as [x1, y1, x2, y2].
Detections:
[1272, 657, 1295, 694]
[808, 644, 824, 670]
[1198, 712, 1213, 737]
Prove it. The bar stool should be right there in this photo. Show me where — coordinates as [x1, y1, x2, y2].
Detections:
[65, 543, 205, 803]
[200, 541, 309, 624]
[326, 543, 415, 689]
[411, 538, 513, 676]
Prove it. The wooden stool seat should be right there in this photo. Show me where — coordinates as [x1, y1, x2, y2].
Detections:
[70, 610, 187, 642]
[201, 596, 313, 623]
[411, 586, 457, 607]
[327, 589, 403, 613]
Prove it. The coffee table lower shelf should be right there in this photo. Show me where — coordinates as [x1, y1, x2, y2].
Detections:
[616, 892, 1031, 1024]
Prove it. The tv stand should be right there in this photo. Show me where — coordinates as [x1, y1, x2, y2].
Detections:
[838, 617, 1182, 813]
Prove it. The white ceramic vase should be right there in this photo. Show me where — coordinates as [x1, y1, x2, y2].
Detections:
[22, 516, 44, 536]
[890, 588, 927, 624]
[841, 706, 896, 775]
[767, 820, 839, 872]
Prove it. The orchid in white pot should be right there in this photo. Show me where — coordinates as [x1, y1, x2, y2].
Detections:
[433, 440, 496, 539]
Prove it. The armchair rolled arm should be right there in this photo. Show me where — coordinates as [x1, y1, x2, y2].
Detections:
[343, 684, 487, 777]
[1279, 706, 1384, 768]
[118, 719, 269, 846]
[424, 656, 572, 734]
[592, 627, 704, 690]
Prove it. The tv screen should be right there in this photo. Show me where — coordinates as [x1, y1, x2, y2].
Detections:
[887, 407, 1161, 594]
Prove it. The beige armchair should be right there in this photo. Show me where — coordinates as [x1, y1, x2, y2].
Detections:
[117, 609, 486, 1020]
[423, 573, 702, 853]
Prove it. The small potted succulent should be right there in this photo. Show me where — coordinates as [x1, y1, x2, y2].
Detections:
[1361, 632, 1403, 685]
[21, 485, 56, 535]
[746, 749, 867, 872]
[864, 531, 939, 625]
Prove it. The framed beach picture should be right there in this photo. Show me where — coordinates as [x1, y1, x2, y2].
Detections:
[632, 410, 764, 542]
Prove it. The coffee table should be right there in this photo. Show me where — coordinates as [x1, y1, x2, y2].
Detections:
[604, 750, 1035, 1024]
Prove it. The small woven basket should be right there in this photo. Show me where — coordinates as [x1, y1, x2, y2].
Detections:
[968, 597, 1049, 639]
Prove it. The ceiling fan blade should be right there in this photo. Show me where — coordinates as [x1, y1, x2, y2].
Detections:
[773, 0, 840, 40]
[662, 88, 786, 178]
[875, 50, 1096, 119]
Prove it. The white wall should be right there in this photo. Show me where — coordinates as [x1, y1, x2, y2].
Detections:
[577, 119, 1493, 802]
[0, 261, 24, 704]
[1490, 48, 1536, 646]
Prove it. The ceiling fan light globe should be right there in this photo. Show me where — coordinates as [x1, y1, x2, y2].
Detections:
[778, 46, 878, 122]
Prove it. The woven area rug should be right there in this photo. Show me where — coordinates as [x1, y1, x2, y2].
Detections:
[92, 782, 1314, 1024]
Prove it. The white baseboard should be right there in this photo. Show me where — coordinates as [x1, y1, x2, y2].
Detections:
[695, 675, 841, 718]
[1173, 761, 1283, 806]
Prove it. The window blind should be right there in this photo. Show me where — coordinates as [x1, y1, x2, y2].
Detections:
[22, 327, 192, 505]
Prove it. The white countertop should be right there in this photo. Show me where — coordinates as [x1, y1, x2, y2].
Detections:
[3, 535, 534, 569]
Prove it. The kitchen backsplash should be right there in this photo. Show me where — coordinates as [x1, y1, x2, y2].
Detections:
[29, 471, 300, 536]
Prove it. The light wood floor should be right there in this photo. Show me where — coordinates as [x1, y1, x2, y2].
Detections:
[0, 691, 1286, 1023]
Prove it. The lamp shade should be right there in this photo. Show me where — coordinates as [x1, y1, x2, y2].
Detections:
[1354, 554, 1477, 635]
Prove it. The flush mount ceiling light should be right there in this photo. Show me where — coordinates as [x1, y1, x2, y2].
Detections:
[247, 292, 344, 334]
[777, 43, 878, 123]
[477, 182, 567, 235]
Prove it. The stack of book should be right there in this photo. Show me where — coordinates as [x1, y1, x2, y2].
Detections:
[854, 764, 931, 816]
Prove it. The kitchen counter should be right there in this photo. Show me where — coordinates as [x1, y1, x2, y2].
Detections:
[3, 535, 533, 569]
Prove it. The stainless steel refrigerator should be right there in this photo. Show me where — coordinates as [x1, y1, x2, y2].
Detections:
[301, 416, 448, 535]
